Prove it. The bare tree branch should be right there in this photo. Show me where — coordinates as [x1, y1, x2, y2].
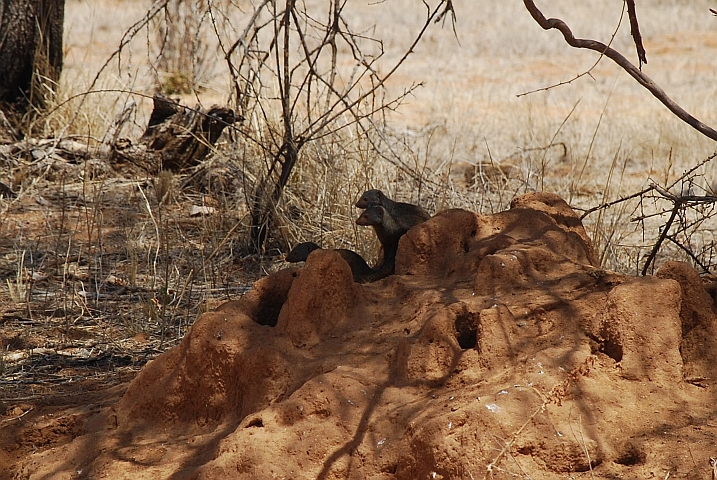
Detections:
[625, 0, 647, 68]
[522, 0, 717, 142]
[222, 0, 451, 251]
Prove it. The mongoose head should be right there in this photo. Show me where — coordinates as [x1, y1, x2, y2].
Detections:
[355, 205, 385, 226]
[355, 189, 386, 209]
[286, 241, 321, 262]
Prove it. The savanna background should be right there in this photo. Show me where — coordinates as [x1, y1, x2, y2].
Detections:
[1, 0, 717, 477]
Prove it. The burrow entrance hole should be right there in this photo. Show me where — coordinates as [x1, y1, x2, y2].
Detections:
[455, 310, 479, 349]
[599, 330, 623, 363]
[615, 443, 644, 466]
[250, 272, 298, 327]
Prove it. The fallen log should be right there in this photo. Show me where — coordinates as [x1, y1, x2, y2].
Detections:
[111, 93, 238, 173]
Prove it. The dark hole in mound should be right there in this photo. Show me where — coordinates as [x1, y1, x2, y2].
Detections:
[516, 445, 534, 455]
[249, 279, 294, 327]
[600, 337, 623, 363]
[253, 300, 285, 327]
[381, 463, 398, 474]
[455, 311, 478, 349]
[245, 417, 264, 428]
[615, 443, 644, 466]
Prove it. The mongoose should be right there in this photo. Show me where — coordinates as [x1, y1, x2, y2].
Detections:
[354, 204, 404, 277]
[355, 189, 431, 232]
[286, 241, 323, 263]
[285, 241, 392, 283]
[355, 204, 405, 252]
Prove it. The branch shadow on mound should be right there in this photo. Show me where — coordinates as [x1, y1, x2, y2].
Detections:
[300, 196, 614, 476]
[314, 378, 394, 480]
[314, 322, 471, 480]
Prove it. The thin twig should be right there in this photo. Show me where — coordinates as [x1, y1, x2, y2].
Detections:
[518, 4, 626, 98]
[539, 98, 580, 191]
[641, 199, 681, 275]
[625, 0, 647, 68]
[0, 406, 34, 425]
[665, 235, 712, 274]
[578, 185, 655, 218]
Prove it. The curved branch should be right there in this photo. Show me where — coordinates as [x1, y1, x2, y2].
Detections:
[523, 0, 717, 142]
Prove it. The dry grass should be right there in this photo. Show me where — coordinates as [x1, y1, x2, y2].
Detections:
[1, 0, 716, 390]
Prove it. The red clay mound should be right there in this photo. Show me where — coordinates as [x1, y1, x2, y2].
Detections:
[12, 192, 717, 479]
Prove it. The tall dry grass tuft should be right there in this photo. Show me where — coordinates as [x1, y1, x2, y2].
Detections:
[151, 0, 227, 94]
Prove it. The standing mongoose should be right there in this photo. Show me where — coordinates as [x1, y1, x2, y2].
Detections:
[285, 241, 393, 283]
[355, 204, 404, 275]
[355, 189, 431, 232]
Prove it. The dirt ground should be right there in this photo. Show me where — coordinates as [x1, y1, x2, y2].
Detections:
[3, 192, 717, 479]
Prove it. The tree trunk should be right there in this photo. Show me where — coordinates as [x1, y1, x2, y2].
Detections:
[0, 0, 64, 128]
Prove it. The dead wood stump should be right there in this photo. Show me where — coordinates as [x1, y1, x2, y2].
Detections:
[111, 94, 238, 173]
